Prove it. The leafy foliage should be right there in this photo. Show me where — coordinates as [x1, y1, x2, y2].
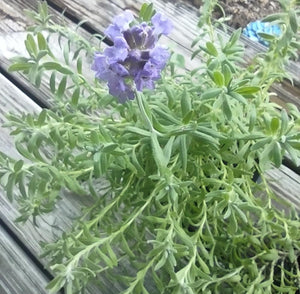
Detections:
[1, 1, 300, 293]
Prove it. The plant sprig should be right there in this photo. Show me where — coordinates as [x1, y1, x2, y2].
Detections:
[1, 1, 300, 293]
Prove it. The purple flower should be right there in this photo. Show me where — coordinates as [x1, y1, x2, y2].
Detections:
[103, 37, 129, 63]
[105, 11, 134, 41]
[92, 10, 172, 103]
[151, 13, 173, 36]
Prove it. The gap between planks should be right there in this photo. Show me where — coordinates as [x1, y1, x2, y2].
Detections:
[0, 73, 116, 293]
[0, 225, 49, 294]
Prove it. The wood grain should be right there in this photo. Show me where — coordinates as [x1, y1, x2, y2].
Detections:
[266, 165, 300, 211]
[0, 226, 49, 294]
[0, 0, 98, 108]
[0, 73, 116, 293]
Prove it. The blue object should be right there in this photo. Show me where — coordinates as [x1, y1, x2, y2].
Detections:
[243, 21, 281, 46]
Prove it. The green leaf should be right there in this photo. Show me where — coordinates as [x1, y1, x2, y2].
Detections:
[289, 10, 298, 34]
[63, 42, 70, 65]
[170, 53, 185, 68]
[262, 13, 286, 22]
[182, 110, 194, 124]
[222, 63, 232, 87]
[228, 212, 238, 234]
[37, 109, 47, 126]
[105, 243, 118, 266]
[93, 152, 101, 178]
[57, 76, 67, 98]
[131, 147, 145, 176]
[213, 71, 225, 87]
[14, 160, 24, 172]
[8, 62, 33, 72]
[179, 135, 187, 172]
[191, 48, 202, 60]
[17, 172, 27, 198]
[64, 176, 86, 194]
[200, 88, 222, 100]
[228, 28, 242, 46]
[6, 173, 15, 201]
[140, 3, 155, 22]
[284, 143, 299, 166]
[151, 133, 167, 168]
[77, 56, 83, 74]
[197, 255, 210, 274]
[120, 233, 135, 258]
[102, 143, 118, 153]
[206, 41, 218, 57]
[38, 1, 49, 21]
[36, 50, 48, 60]
[163, 136, 175, 166]
[229, 92, 247, 104]
[280, 109, 289, 136]
[41, 62, 73, 75]
[25, 34, 37, 57]
[235, 86, 260, 95]
[261, 249, 279, 261]
[37, 32, 47, 50]
[15, 142, 34, 160]
[193, 131, 219, 146]
[222, 94, 232, 120]
[125, 126, 151, 137]
[154, 253, 167, 271]
[223, 206, 232, 219]
[257, 32, 276, 41]
[181, 88, 191, 117]
[270, 141, 282, 167]
[50, 72, 56, 94]
[270, 117, 280, 134]
[71, 87, 80, 106]
[233, 205, 248, 223]
[251, 137, 272, 151]
[35, 69, 44, 86]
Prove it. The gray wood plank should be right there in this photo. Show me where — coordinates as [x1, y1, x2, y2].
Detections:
[0, 0, 98, 108]
[0, 73, 120, 293]
[266, 165, 300, 211]
[0, 226, 49, 294]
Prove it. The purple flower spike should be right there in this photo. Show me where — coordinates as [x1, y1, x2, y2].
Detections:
[92, 10, 172, 103]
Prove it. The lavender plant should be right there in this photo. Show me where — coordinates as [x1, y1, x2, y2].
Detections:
[1, 1, 300, 293]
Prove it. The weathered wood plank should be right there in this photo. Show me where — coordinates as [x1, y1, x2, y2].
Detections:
[0, 226, 49, 294]
[0, 0, 99, 108]
[0, 73, 116, 293]
[0, 0, 30, 32]
[266, 165, 300, 211]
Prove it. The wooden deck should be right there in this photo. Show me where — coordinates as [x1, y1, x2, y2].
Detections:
[0, 0, 299, 293]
